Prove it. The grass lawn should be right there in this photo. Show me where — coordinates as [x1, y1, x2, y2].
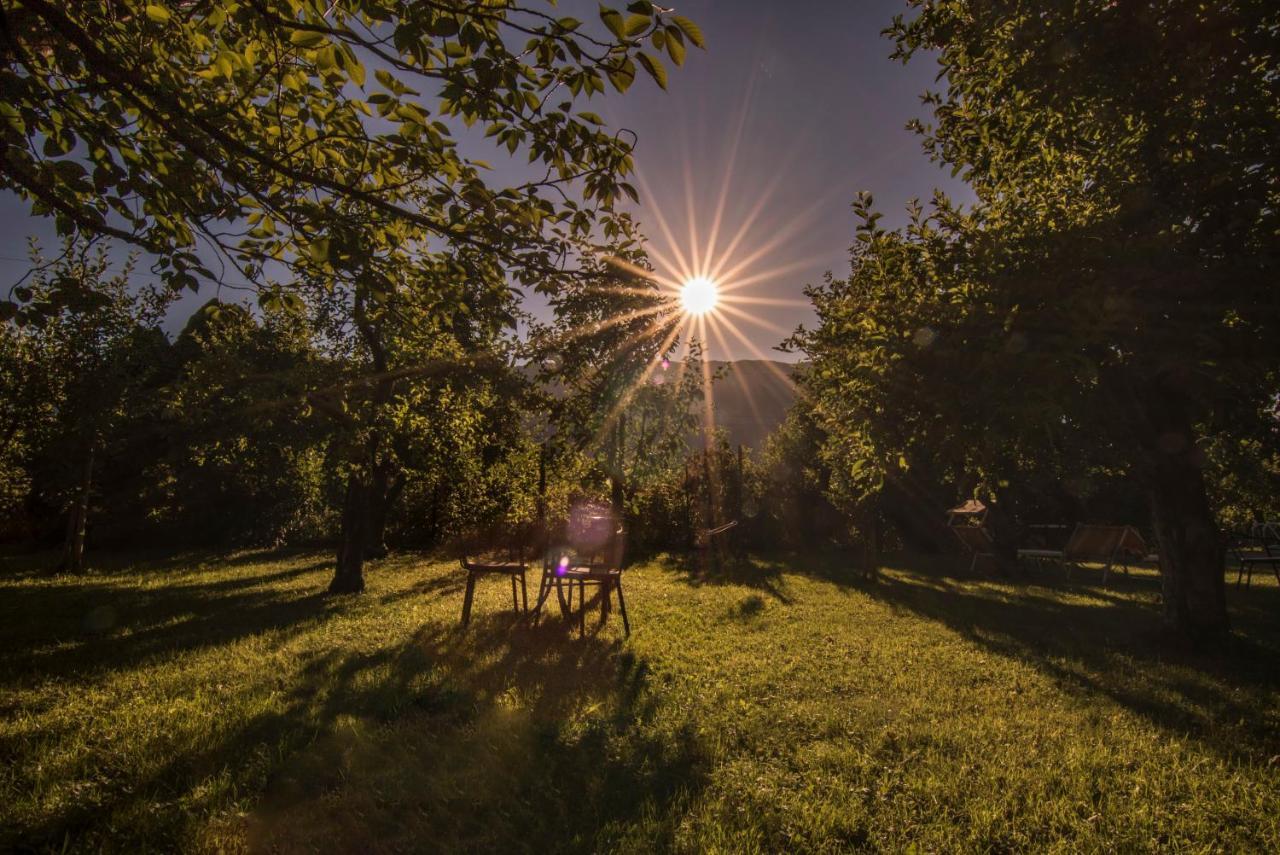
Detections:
[2, 547, 1278, 852]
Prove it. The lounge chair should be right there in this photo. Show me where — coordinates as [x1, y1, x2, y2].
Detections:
[1018, 523, 1148, 583]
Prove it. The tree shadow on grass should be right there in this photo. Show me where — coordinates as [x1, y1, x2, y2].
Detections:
[248, 614, 708, 853]
[657, 549, 797, 604]
[0, 559, 333, 688]
[9, 602, 706, 853]
[848, 558, 1280, 764]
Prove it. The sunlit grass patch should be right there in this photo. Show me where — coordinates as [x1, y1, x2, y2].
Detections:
[1, 549, 1277, 851]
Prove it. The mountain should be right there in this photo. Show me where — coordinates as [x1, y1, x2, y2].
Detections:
[706, 360, 798, 450]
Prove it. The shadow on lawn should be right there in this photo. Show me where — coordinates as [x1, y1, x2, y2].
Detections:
[9, 576, 705, 853]
[659, 549, 797, 604]
[660, 546, 1279, 763]
[0, 558, 333, 686]
[249, 615, 707, 853]
[806, 552, 1280, 763]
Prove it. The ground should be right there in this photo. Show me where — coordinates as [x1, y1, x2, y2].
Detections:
[2, 548, 1277, 853]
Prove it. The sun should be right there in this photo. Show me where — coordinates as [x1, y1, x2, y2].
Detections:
[680, 276, 719, 316]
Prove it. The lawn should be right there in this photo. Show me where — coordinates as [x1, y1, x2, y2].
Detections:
[2, 548, 1278, 852]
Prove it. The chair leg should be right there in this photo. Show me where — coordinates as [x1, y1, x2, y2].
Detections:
[510, 573, 519, 613]
[520, 572, 528, 613]
[578, 579, 586, 637]
[615, 579, 630, 636]
[531, 572, 547, 623]
[460, 571, 477, 627]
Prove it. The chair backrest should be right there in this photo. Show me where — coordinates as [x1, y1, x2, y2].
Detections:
[951, 524, 995, 555]
[458, 523, 534, 566]
[1063, 524, 1131, 561]
[1116, 526, 1148, 557]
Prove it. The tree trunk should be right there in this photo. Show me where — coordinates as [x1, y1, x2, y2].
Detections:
[328, 288, 392, 594]
[1148, 456, 1226, 640]
[609, 412, 626, 518]
[330, 472, 369, 594]
[365, 464, 403, 559]
[1136, 380, 1228, 641]
[61, 444, 94, 574]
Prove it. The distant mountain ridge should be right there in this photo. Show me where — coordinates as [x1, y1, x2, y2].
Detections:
[706, 360, 799, 450]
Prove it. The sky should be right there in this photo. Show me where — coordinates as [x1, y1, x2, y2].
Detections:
[0, 1, 972, 362]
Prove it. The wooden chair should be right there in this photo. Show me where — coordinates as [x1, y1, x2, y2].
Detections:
[1018, 523, 1147, 583]
[533, 514, 630, 636]
[458, 537, 529, 627]
[951, 523, 998, 573]
[1230, 531, 1280, 588]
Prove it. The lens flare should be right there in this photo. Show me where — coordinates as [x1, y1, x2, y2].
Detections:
[680, 276, 719, 315]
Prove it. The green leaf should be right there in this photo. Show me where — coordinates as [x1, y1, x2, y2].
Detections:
[608, 60, 636, 93]
[623, 14, 650, 37]
[347, 58, 366, 87]
[666, 33, 686, 66]
[599, 5, 625, 39]
[144, 4, 171, 24]
[671, 15, 705, 49]
[308, 238, 330, 264]
[289, 30, 327, 49]
[636, 52, 667, 89]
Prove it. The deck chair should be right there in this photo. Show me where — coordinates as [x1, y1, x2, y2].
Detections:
[458, 534, 530, 627]
[951, 524, 998, 573]
[1018, 524, 1146, 583]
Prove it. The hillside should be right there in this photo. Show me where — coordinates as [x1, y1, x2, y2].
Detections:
[707, 360, 798, 450]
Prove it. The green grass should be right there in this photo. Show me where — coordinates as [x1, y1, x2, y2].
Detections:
[2, 548, 1278, 852]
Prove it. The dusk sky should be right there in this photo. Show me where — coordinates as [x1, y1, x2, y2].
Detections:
[0, 1, 972, 361]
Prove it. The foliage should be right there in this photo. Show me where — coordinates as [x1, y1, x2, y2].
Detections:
[793, 0, 1280, 635]
[157, 299, 334, 545]
[534, 254, 703, 525]
[1, 0, 702, 315]
[2, 548, 1277, 850]
[2, 239, 175, 562]
[759, 394, 848, 548]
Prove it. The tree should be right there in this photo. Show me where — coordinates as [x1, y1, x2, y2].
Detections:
[161, 299, 331, 546]
[534, 252, 696, 523]
[795, 1, 1279, 640]
[9, 238, 173, 571]
[305, 251, 528, 590]
[2, 0, 705, 592]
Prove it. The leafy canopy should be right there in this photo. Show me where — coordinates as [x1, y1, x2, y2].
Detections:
[1, 1, 705, 318]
